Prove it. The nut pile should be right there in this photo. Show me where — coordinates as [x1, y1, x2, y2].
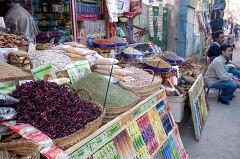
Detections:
[29, 50, 72, 70]
[0, 32, 28, 48]
[123, 47, 143, 55]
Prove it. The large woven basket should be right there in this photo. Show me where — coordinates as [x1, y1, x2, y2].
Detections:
[54, 84, 106, 149]
[0, 139, 40, 157]
[54, 103, 105, 148]
[105, 92, 140, 116]
[0, 149, 40, 159]
[118, 69, 162, 97]
[0, 84, 105, 155]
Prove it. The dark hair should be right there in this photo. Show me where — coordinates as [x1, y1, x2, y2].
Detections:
[213, 30, 224, 41]
[1, 0, 16, 4]
[220, 44, 232, 53]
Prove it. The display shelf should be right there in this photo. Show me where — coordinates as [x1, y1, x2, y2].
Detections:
[34, 12, 71, 14]
[66, 90, 188, 159]
[81, 0, 99, 4]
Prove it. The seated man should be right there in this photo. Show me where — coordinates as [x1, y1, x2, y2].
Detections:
[205, 44, 238, 105]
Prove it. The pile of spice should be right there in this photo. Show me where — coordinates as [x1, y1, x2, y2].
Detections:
[12, 81, 102, 139]
[109, 36, 126, 44]
[93, 38, 114, 45]
[144, 55, 171, 68]
[29, 50, 72, 70]
[123, 47, 143, 55]
[75, 73, 138, 108]
[121, 67, 162, 88]
[161, 51, 183, 61]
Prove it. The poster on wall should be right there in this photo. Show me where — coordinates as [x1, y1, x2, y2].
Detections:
[188, 74, 208, 141]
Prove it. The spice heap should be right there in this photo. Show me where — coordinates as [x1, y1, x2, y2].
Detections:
[161, 51, 183, 61]
[94, 38, 114, 45]
[75, 73, 138, 108]
[144, 55, 171, 68]
[0, 32, 28, 48]
[12, 81, 102, 139]
[29, 50, 72, 70]
[109, 36, 126, 44]
[123, 47, 143, 55]
[121, 67, 162, 88]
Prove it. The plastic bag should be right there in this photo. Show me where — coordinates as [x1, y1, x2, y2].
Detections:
[0, 93, 19, 106]
[95, 58, 119, 65]
[0, 107, 16, 121]
[95, 65, 121, 71]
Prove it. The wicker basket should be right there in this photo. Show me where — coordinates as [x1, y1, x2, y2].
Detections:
[118, 69, 162, 97]
[0, 140, 40, 157]
[0, 84, 105, 155]
[53, 83, 105, 149]
[105, 93, 140, 116]
[54, 102, 105, 149]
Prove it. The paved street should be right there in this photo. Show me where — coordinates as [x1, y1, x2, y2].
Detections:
[180, 46, 240, 159]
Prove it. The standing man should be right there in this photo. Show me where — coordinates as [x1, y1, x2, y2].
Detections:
[207, 30, 225, 62]
[2, 0, 39, 41]
[234, 24, 239, 42]
[205, 44, 238, 105]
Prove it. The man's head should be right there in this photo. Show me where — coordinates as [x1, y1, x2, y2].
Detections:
[220, 44, 232, 59]
[1, 0, 17, 9]
[213, 30, 224, 44]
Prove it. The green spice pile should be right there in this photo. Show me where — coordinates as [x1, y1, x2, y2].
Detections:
[75, 73, 138, 108]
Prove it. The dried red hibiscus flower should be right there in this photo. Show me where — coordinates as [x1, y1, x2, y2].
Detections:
[12, 81, 102, 139]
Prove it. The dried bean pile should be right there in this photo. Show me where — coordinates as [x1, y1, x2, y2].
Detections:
[12, 81, 102, 139]
[122, 67, 162, 87]
[29, 50, 72, 70]
[75, 73, 138, 108]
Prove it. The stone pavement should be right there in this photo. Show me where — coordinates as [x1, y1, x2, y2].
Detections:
[180, 46, 240, 159]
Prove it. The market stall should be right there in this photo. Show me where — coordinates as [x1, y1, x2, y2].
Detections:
[0, 0, 211, 157]
[20, 0, 73, 43]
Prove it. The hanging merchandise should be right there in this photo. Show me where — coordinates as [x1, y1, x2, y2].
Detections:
[80, 20, 106, 38]
[149, 6, 154, 37]
[117, 0, 130, 14]
[106, 0, 119, 22]
[149, 4, 163, 39]
[130, 0, 142, 16]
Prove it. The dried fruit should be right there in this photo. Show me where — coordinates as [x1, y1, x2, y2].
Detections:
[12, 81, 102, 139]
